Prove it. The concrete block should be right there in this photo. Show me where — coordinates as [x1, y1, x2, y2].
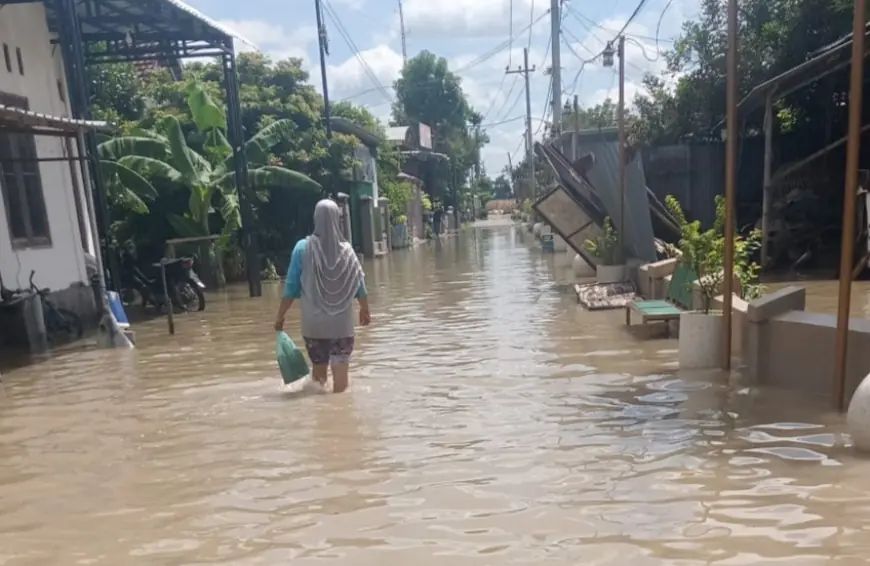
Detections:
[747, 285, 806, 323]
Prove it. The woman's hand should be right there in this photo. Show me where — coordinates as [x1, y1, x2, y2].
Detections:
[274, 298, 293, 332]
[359, 306, 371, 327]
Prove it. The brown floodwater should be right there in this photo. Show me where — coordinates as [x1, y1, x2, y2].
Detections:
[2, 220, 870, 565]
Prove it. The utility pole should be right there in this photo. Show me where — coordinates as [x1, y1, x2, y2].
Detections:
[603, 36, 626, 262]
[550, 0, 562, 136]
[507, 151, 515, 203]
[572, 95, 579, 161]
[617, 35, 626, 263]
[507, 48, 536, 203]
[314, 0, 332, 139]
[398, 0, 408, 61]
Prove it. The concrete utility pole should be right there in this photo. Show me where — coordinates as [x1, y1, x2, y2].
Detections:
[313, 0, 332, 138]
[572, 94, 579, 161]
[507, 48, 536, 202]
[550, 0, 562, 136]
[507, 151, 515, 202]
[398, 0, 408, 61]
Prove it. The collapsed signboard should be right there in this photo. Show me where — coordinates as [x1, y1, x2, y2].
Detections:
[534, 185, 601, 268]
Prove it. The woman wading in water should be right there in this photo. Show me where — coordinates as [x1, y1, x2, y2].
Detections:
[274, 199, 371, 392]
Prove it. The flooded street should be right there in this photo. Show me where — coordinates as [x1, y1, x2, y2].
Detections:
[4, 221, 870, 565]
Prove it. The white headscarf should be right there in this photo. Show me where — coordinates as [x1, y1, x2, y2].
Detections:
[302, 199, 364, 315]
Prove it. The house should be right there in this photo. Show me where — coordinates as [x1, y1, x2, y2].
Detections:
[0, 0, 255, 352]
[0, 2, 104, 336]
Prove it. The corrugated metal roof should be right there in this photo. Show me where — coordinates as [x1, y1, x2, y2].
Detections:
[162, 0, 256, 49]
[48, 0, 256, 51]
[0, 105, 110, 133]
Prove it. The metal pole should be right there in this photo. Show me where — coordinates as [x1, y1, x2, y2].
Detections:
[398, 0, 408, 61]
[722, 0, 738, 370]
[314, 0, 333, 138]
[523, 49, 535, 201]
[834, 0, 867, 412]
[573, 95, 579, 161]
[507, 151, 516, 204]
[617, 35, 626, 263]
[161, 260, 175, 335]
[223, 51, 261, 298]
[506, 49, 536, 205]
[550, 0, 562, 135]
[761, 94, 774, 268]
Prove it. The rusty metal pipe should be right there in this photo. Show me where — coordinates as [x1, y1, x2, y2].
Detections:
[834, 0, 867, 412]
[722, 0, 738, 370]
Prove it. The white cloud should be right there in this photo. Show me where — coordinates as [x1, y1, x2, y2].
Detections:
[331, 0, 365, 9]
[328, 44, 405, 101]
[219, 20, 317, 67]
[403, 0, 549, 38]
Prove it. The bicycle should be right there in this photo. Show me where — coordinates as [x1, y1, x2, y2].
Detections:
[15, 271, 84, 347]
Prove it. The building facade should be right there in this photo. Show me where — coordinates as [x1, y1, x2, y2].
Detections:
[0, 3, 97, 313]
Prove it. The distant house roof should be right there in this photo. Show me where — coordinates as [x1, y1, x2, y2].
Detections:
[386, 126, 410, 145]
[331, 117, 381, 148]
[0, 105, 110, 134]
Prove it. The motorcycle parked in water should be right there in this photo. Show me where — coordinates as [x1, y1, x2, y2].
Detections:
[119, 242, 206, 312]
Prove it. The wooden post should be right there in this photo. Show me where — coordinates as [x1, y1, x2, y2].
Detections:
[722, 0, 738, 370]
[160, 260, 175, 335]
[761, 94, 774, 267]
[834, 0, 867, 412]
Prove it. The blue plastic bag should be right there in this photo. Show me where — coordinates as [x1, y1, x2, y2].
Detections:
[276, 331, 309, 385]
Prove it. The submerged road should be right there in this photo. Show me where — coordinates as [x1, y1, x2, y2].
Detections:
[0, 221, 866, 565]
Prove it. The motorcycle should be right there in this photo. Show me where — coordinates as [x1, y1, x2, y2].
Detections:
[119, 242, 206, 313]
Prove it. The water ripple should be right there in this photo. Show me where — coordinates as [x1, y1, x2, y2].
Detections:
[0, 224, 865, 565]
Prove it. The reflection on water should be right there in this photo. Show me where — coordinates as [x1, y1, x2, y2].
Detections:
[2, 221, 870, 564]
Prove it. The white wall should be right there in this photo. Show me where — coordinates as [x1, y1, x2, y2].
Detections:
[0, 3, 92, 293]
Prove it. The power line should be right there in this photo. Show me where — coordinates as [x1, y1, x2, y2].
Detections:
[564, 4, 676, 45]
[480, 74, 510, 122]
[563, 0, 651, 66]
[455, 9, 550, 74]
[527, 0, 535, 49]
[322, 0, 393, 103]
[497, 81, 524, 122]
[481, 115, 546, 128]
[535, 75, 553, 136]
[508, 0, 514, 67]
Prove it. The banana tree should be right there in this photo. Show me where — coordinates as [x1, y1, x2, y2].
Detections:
[98, 82, 321, 250]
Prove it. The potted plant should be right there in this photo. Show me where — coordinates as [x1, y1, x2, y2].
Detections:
[665, 195, 763, 369]
[583, 217, 625, 283]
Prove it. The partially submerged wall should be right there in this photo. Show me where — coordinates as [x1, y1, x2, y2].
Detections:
[743, 286, 870, 405]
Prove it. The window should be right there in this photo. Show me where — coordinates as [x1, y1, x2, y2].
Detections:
[15, 47, 23, 76]
[2, 44, 10, 73]
[0, 93, 51, 248]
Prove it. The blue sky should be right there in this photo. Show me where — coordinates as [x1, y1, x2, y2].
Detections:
[187, 0, 700, 176]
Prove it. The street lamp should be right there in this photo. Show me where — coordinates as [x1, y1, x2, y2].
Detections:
[602, 41, 615, 68]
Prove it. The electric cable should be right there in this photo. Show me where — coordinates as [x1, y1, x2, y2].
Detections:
[322, 0, 393, 103]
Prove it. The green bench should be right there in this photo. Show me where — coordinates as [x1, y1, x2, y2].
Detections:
[625, 264, 696, 328]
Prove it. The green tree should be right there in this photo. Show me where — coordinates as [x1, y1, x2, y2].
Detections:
[88, 53, 382, 277]
[492, 174, 513, 199]
[632, 0, 860, 145]
[99, 82, 320, 279]
[392, 51, 489, 204]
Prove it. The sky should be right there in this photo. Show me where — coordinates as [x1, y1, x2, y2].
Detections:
[185, 0, 701, 177]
